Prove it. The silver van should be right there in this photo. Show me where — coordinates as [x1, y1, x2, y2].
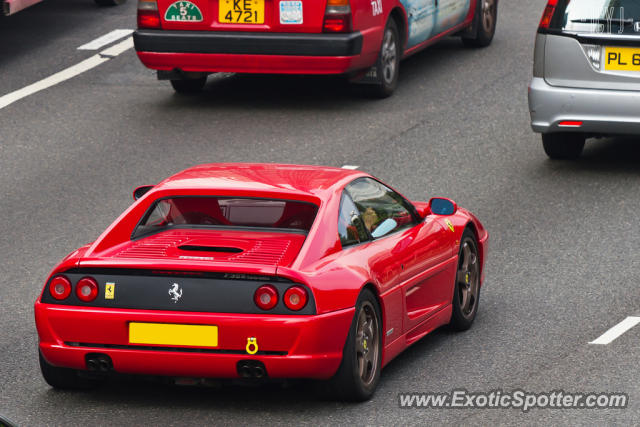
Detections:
[528, 0, 640, 159]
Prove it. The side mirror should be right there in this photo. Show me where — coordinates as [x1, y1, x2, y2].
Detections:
[414, 203, 430, 219]
[428, 197, 457, 216]
[133, 185, 154, 201]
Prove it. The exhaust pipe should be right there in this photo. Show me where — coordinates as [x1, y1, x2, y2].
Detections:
[86, 359, 99, 371]
[98, 359, 112, 372]
[252, 366, 265, 379]
[236, 360, 267, 379]
[237, 363, 253, 378]
[85, 353, 113, 372]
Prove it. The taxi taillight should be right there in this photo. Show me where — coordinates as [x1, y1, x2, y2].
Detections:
[138, 0, 162, 29]
[323, 0, 352, 33]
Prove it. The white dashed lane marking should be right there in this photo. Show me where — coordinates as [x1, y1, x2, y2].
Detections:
[0, 37, 133, 110]
[341, 165, 359, 170]
[589, 316, 640, 345]
[77, 29, 134, 51]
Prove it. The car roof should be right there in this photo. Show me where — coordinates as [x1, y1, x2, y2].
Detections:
[153, 163, 367, 200]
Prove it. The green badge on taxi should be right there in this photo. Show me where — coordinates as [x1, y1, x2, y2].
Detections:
[165, 1, 203, 22]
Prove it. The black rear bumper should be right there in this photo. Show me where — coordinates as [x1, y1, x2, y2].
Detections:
[133, 29, 363, 56]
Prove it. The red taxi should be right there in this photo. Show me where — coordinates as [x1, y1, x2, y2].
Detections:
[133, 0, 498, 96]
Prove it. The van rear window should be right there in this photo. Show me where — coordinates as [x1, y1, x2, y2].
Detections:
[549, 0, 640, 35]
[133, 197, 318, 238]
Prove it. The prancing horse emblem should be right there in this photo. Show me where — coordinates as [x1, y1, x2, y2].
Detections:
[168, 283, 183, 303]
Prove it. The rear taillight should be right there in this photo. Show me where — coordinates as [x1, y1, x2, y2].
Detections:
[538, 0, 558, 30]
[323, 0, 352, 33]
[254, 285, 278, 310]
[76, 277, 99, 302]
[138, 0, 162, 29]
[49, 276, 72, 300]
[283, 286, 308, 311]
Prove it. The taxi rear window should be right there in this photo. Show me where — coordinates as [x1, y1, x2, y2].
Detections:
[549, 0, 640, 35]
[133, 197, 318, 238]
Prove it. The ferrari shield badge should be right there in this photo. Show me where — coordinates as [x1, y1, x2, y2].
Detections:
[165, 1, 203, 22]
[105, 282, 115, 300]
[445, 219, 455, 232]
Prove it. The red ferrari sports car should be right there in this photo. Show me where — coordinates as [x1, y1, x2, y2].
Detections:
[35, 163, 488, 400]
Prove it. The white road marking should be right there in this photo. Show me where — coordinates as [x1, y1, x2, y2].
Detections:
[589, 316, 640, 345]
[341, 165, 359, 170]
[77, 29, 134, 51]
[100, 37, 134, 57]
[0, 37, 133, 111]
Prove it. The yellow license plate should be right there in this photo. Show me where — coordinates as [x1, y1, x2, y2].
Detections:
[604, 47, 640, 72]
[129, 322, 218, 347]
[219, 0, 264, 24]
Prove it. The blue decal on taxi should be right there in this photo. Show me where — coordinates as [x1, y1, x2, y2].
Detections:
[401, 0, 471, 48]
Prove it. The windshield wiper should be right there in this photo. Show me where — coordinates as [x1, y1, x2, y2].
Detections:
[571, 18, 635, 26]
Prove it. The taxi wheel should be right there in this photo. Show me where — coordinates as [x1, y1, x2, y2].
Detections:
[462, 0, 497, 47]
[542, 133, 585, 160]
[170, 77, 207, 94]
[368, 19, 401, 98]
[328, 288, 382, 401]
[449, 228, 481, 331]
[93, 0, 125, 6]
[39, 352, 103, 390]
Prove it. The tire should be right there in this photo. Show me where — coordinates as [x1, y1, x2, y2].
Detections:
[39, 352, 102, 390]
[449, 228, 481, 331]
[366, 19, 401, 98]
[542, 133, 586, 160]
[328, 288, 382, 401]
[93, 0, 125, 6]
[462, 0, 497, 48]
[170, 77, 207, 94]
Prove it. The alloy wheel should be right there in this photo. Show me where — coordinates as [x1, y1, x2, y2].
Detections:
[355, 301, 379, 386]
[456, 237, 480, 318]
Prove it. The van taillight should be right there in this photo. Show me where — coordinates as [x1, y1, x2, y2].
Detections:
[538, 0, 558, 29]
[138, 0, 162, 29]
[323, 0, 352, 33]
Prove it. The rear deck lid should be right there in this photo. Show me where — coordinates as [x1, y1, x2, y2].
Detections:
[82, 195, 318, 274]
[83, 229, 307, 275]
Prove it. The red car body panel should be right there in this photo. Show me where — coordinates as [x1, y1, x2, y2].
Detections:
[136, 52, 376, 75]
[35, 163, 488, 379]
[133, 0, 479, 76]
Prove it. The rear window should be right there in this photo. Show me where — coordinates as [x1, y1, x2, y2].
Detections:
[133, 197, 318, 239]
[550, 0, 640, 35]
